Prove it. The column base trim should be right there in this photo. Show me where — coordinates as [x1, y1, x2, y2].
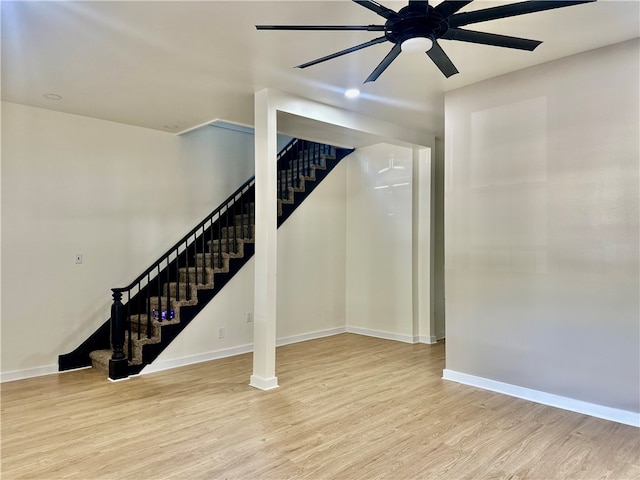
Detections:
[249, 375, 279, 391]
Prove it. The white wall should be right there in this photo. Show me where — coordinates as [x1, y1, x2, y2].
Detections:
[346, 144, 415, 341]
[1, 102, 253, 376]
[276, 160, 347, 340]
[444, 40, 639, 417]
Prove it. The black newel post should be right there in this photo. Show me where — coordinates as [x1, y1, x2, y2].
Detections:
[109, 289, 129, 380]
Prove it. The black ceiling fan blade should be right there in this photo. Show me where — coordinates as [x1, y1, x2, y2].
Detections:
[442, 27, 541, 51]
[433, 0, 474, 18]
[256, 25, 386, 31]
[364, 43, 402, 83]
[297, 36, 389, 69]
[426, 41, 459, 77]
[353, 0, 400, 20]
[449, 0, 596, 27]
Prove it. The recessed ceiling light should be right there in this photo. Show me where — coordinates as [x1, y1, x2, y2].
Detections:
[43, 93, 62, 100]
[345, 88, 360, 99]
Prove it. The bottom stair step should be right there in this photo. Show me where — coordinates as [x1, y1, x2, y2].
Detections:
[89, 349, 112, 373]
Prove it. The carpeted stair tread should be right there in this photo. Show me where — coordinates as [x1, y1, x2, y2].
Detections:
[149, 296, 185, 314]
[209, 237, 251, 256]
[234, 213, 255, 224]
[162, 282, 198, 305]
[178, 267, 215, 289]
[89, 349, 111, 372]
[194, 253, 231, 272]
[220, 225, 255, 240]
[129, 314, 179, 336]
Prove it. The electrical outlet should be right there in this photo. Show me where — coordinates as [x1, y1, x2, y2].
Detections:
[246, 312, 253, 323]
[74, 254, 83, 264]
[218, 327, 225, 339]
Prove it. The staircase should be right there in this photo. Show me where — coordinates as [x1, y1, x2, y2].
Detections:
[59, 139, 354, 379]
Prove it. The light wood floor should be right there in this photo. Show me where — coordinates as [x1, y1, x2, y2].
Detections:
[1, 333, 638, 480]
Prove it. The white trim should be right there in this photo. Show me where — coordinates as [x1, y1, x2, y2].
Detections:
[176, 118, 221, 136]
[419, 335, 438, 344]
[277, 327, 346, 347]
[249, 375, 279, 391]
[346, 326, 417, 344]
[108, 376, 130, 383]
[442, 369, 640, 428]
[138, 328, 347, 376]
[209, 120, 254, 135]
[140, 344, 254, 376]
[0, 364, 59, 383]
[177, 118, 256, 136]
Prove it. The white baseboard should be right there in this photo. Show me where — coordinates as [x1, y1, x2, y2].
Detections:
[442, 369, 640, 428]
[0, 364, 59, 383]
[0, 328, 348, 382]
[140, 344, 254, 375]
[142, 327, 347, 376]
[347, 326, 444, 345]
[419, 335, 438, 344]
[346, 325, 417, 344]
[0, 327, 432, 383]
[277, 327, 346, 347]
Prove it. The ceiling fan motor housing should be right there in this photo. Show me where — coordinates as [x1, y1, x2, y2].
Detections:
[385, 4, 449, 45]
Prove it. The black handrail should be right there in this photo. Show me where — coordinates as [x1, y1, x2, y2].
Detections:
[108, 137, 336, 379]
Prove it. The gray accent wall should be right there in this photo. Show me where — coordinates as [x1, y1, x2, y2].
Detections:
[444, 39, 639, 413]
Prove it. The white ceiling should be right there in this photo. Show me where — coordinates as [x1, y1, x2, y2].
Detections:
[2, 0, 638, 142]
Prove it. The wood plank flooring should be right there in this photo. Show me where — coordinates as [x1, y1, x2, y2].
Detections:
[1, 333, 638, 479]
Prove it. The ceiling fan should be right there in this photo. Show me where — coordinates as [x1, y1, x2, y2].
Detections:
[256, 0, 596, 82]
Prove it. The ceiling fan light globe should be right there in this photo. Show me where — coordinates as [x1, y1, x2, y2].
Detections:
[401, 36, 433, 53]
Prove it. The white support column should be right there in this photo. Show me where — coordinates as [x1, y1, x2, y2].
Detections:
[250, 89, 279, 390]
[412, 145, 437, 344]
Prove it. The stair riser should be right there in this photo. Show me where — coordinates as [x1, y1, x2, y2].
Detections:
[194, 253, 229, 271]
[89, 350, 110, 373]
[280, 160, 326, 175]
[208, 238, 241, 254]
[220, 225, 254, 240]
[234, 213, 255, 225]
[162, 283, 197, 302]
[130, 322, 161, 338]
[149, 297, 179, 313]
[287, 156, 327, 167]
[279, 177, 306, 193]
[209, 239, 251, 255]
[178, 269, 214, 287]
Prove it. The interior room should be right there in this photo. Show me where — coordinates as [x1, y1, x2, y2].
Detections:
[1, 1, 638, 478]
